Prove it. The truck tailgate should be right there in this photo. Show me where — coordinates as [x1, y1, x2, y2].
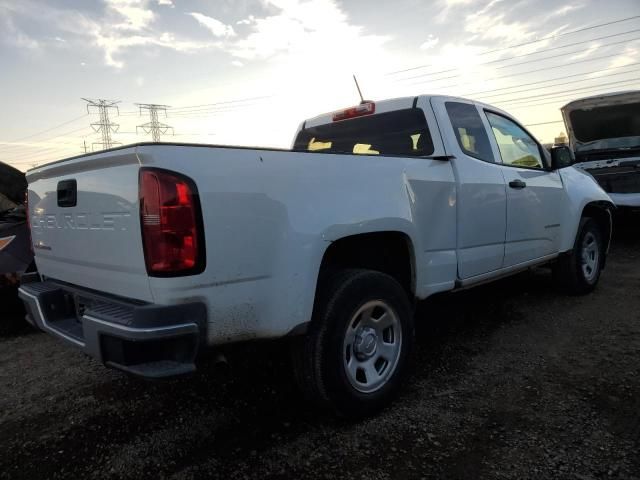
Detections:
[27, 149, 153, 302]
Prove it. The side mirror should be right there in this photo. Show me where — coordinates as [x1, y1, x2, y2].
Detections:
[550, 146, 573, 170]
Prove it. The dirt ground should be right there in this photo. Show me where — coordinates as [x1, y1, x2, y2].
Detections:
[1, 215, 639, 480]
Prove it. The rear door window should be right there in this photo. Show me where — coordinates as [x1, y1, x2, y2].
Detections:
[293, 108, 434, 157]
[445, 102, 494, 162]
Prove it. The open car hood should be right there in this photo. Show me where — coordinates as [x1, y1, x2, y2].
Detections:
[561, 91, 640, 157]
[0, 161, 26, 211]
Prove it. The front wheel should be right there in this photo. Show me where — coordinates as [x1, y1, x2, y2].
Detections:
[553, 217, 604, 295]
[291, 269, 414, 418]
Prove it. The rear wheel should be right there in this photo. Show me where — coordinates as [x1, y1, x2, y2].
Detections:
[291, 269, 414, 418]
[554, 217, 604, 295]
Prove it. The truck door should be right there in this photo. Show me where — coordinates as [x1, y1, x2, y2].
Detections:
[483, 110, 564, 266]
[431, 98, 507, 279]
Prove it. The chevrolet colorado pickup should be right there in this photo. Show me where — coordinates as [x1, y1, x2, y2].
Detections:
[562, 90, 640, 208]
[20, 95, 613, 417]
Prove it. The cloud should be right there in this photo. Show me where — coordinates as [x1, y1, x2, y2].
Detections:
[0, 0, 387, 72]
[441, 0, 475, 5]
[105, 0, 155, 31]
[435, 0, 489, 24]
[232, 60, 244, 67]
[96, 31, 217, 68]
[0, 0, 221, 68]
[237, 15, 255, 25]
[464, 11, 535, 44]
[226, 0, 388, 61]
[420, 35, 439, 50]
[606, 47, 639, 69]
[451, 0, 569, 56]
[0, 8, 40, 50]
[569, 42, 600, 61]
[551, 3, 585, 17]
[188, 12, 236, 38]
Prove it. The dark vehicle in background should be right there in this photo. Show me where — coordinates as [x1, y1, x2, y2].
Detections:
[562, 91, 640, 209]
[0, 161, 33, 328]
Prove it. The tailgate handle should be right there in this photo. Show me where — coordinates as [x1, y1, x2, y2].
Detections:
[57, 179, 77, 207]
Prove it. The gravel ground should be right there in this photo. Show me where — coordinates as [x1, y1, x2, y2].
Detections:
[1, 215, 639, 480]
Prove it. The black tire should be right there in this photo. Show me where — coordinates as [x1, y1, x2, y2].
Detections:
[553, 217, 604, 295]
[291, 269, 414, 418]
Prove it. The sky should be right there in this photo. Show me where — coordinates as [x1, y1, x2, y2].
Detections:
[0, 0, 639, 171]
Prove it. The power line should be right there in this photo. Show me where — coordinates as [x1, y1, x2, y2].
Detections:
[462, 62, 640, 96]
[2, 113, 88, 144]
[493, 37, 640, 71]
[0, 138, 87, 150]
[404, 38, 639, 85]
[408, 51, 637, 89]
[114, 131, 217, 136]
[169, 95, 272, 113]
[0, 116, 88, 151]
[399, 29, 640, 81]
[83, 98, 120, 150]
[168, 104, 266, 117]
[136, 103, 174, 142]
[388, 15, 640, 75]
[116, 95, 273, 118]
[501, 83, 640, 110]
[474, 67, 640, 102]
[0, 126, 91, 155]
[167, 107, 258, 118]
[494, 78, 640, 106]
[3, 144, 76, 161]
[480, 15, 640, 56]
[3, 146, 79, 164]
[484, 28, 640, 65]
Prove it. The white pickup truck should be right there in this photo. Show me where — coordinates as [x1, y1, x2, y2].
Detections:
[20, 95, 613, 417]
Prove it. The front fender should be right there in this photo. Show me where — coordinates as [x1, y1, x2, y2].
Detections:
[559, 166, 614, 253]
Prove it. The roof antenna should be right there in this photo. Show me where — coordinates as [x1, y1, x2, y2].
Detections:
[353, 74, 369, 104]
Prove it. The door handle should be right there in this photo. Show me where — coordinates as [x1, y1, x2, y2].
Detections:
[508, 179, 527, 189]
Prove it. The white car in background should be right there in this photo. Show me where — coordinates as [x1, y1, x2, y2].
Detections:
[562, 90, 640, 208]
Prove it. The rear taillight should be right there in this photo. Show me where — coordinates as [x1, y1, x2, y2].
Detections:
[139, 168, 205, 276]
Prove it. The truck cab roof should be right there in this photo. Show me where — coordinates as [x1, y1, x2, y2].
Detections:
[300, 94, 513, 129]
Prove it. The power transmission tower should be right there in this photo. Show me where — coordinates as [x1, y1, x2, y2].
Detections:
[136, 103, 174, 142]
[82, 98, 120, 150]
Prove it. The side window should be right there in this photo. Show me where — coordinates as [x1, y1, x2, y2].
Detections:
[485, 112, 544, 169]
[445, 102, 494, 162]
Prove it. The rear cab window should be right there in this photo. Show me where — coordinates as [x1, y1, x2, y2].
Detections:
[445, 102, 494, 162]
[293, 109, 434, 157]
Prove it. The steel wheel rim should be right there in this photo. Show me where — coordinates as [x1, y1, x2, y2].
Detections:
[342, 300, 402, 394]
[581, 231, 600, 283]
